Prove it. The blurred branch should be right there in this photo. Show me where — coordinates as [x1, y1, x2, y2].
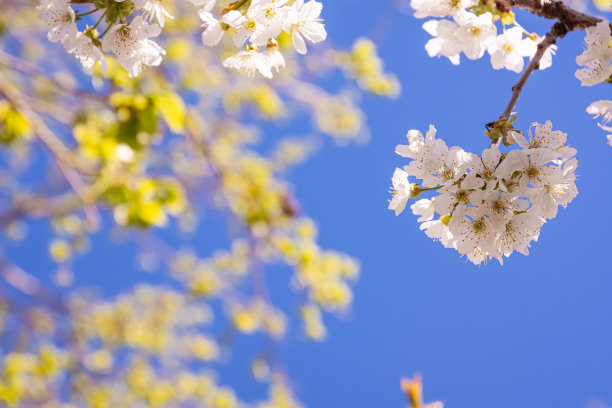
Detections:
[0, 49, 108, 100]
[0, 73, 101, 231]
[0, 253, 67, 313]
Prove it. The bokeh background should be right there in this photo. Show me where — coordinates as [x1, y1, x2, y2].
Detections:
[5, 1, 612, 407]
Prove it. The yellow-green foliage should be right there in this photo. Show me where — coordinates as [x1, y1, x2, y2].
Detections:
[0, 1, 399, 406]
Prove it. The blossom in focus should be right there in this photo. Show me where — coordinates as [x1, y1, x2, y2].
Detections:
[101, 16, 165, 78]
[487, 27, 537, 73]
[37, 0, 75, 43]
[63, 25, 108, 73]
[587, 100, 612, 145]
[389, 122, 578, 265]
[284, 0, 327, 55]
[410, 0, 478, 19]
[575, 20, 612, 86]
[223, 48, 273, 78]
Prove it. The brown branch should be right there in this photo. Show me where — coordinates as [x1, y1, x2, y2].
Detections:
[492, 20, 573, 146]
[496, 0, 612, 31]
[501, 23, 565, 120]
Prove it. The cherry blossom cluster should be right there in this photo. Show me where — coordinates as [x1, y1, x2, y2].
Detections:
[388, 121, 578, 265]
[201, 0, 326, 78]
[412, 0, 555, 73]
[37, 0, 327, 78]
[37, 0, 169, 77]
[575, 20, 612, 86]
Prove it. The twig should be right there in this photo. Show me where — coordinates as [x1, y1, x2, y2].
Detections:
[497, 0, 612, 32]
[0, 73, 101, 231]
[0, 50, 108, 100]
[492, 22, 567, 146]
[0, 253, 68, 313]
[502, 25, 562, 119]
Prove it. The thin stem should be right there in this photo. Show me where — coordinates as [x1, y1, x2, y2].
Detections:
[98, 22, 113, 39]
[421, 186, 443, 192]
[76, 8, 99, 18]
[491, 22, 564, 146]
[0, 74, 101, 231]
[501, 32, 557, 119]
[92, 10, 106, 30]
[227, 0, 249, 10]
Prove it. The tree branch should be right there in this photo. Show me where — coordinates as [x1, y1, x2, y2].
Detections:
[0, 74, 101, 231]
[496, 0, 612, 31]
[492, 20, 573, 146]
[501, 23, 564, 120]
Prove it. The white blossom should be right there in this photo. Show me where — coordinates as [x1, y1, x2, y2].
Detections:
[487, 27, 536, 73]
[37, 0, 75, 43]
[199, 9, 224, 46]
[422, 10, 496, 64]
[283, 0, 327, 55]
[223, 48, 273, 78]
[101, 16, 165, 78]
[390, 122, 578, 265]
[575, 20, 612, 86]
[265, 43, 286, 72]
[388, 168, 419, 216]
[63, 25, 107, 73]
[134, 0, 173, 27]
[411, 0, 478, 19]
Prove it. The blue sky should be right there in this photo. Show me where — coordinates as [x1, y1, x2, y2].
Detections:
[286, 1, 612, 407]
[5, 1, 612, 407]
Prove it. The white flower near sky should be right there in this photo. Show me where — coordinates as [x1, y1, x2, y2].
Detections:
[410, 198, 435, 222]
[449, 206, 497, 265]
[396, 125, 449, 187]
[513, 120, 567, 151]
[422, 10, 496, 64]
[453, 11, 496, 60]
[134, 0, 174, 27]
[223, 4, 273, 47]
[411, 0, 478, 19]
[488, 27, 537, 73]
[199, 8, 224, 46]
[63, 25, 107, 73]
[251, 0, 289, 40]
[37, 0, 75, 43]
[575, 20, 612, 86]
[265, 43, 286, 73]
[101, 16, 165, 78]
[493, 212, 542, 261]
[423, 19, 462, 65]
[223, 48, 273, 78]
[283, 0, 327, 55]
[388, 168, 420, 216]
[587, 100, 612, 145]
[587, 100, 612, 124]
[529, 158, 578, 219]
[389, 122, 578, 265]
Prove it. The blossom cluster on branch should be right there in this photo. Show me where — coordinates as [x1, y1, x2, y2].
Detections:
[37, 0, 327, 78]
[389, 121, 578, 265]
[413, 0, 555, 73]
[388, 0, 611, 264]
